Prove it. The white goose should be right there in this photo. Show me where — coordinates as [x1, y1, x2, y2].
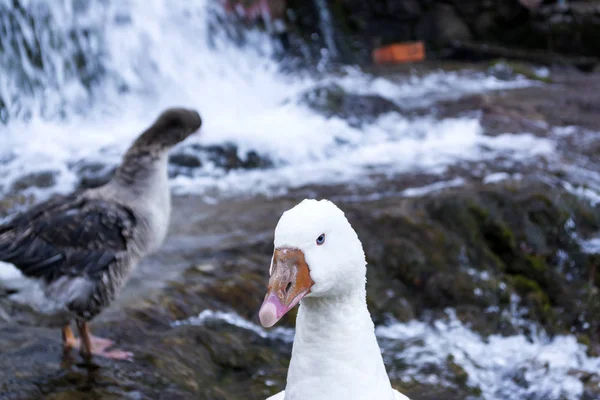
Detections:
[259, 199, 410, 400]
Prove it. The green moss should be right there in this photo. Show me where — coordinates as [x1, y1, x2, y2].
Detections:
[468, 202, 517, 264]
[446, 355, 483, 396]
[490, 59, 553, 83]
[468, 202, 490, 222]
[510, 275, 545, 297]
[498, 284, 512, 305]
[0, 193, 35, 217]
[577, 333, 591, 347]
[330, 0, 353, 35]
[446, 355, 467, 384]
[487, 221, 516, 256]
[525, 254, 548, 277]
[508, 274, 557, 326]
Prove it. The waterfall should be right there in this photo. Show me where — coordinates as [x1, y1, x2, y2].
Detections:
[313, 0, 339, 59]
[0, 0, 541, 207]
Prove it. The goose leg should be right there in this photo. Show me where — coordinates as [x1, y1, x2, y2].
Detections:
[76, 320, 133, 361]
[62, 323, 114, 353]
[62, 324, 78, 354]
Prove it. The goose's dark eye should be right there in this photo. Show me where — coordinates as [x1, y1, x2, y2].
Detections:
[316, 233, 326, 246]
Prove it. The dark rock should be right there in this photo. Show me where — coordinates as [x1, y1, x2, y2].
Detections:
[355, 181, 600, 337]
[198, 143, 273, 171]
[281, 0, 600, 66]
[0, 193, 35, 218]
[10, 171, 58, 192]
[204, 144, 242, 171]
[169, 152, 203, 168]
[386, 0, 421, 18]
[168, 152, 204, 179]
[451, 41, 598, 71]
[301, 83, 402, 124]
[424, 4, 473, 47]
[244, 150, 271, 169]
[72, 161, 116, 189]
[449, 0, 483, 18]
[474, 11, 496, 37]
[0, 176, 598, 399]
[488, 60, 552, 83]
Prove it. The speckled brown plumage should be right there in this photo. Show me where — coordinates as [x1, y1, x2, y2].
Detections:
[0, 194, 136, 320]
[0, 107, 202, 360]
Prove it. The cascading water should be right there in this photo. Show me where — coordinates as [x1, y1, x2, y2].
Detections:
[0, 0, 543, 203]
[0, 0, 107, 122]
[313, 0, 339, 59]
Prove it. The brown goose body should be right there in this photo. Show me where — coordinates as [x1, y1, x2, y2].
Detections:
[0, 107, 202, 359]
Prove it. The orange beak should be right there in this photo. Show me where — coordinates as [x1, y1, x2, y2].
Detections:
[258, 248, 314, 328]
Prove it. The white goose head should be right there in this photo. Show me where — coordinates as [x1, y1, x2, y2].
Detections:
[259, 199, 367, 328]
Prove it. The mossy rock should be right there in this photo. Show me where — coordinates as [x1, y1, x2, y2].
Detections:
[349, 179, 600, 338]
[490, 59, 553, 83]
[300, 83, 402, 124]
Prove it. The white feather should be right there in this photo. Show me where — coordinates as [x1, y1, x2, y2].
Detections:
[0, 261, 23, 280]
[266, 392, 285, 400]
[265, 199, 410, 400]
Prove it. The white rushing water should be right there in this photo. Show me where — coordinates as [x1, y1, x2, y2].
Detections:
[377, 310, 600, 400]
[0, 0, 546, 203]
[177, 309, 600, 400]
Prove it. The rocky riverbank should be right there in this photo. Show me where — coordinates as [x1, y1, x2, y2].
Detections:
[264, 0, 600, 67]
[1, 178, 598, 400]
[1, 63, 600, 399]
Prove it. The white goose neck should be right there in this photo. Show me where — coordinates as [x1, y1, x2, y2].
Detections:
[300, 287, 368, 324]
[285, 286, 395, 400]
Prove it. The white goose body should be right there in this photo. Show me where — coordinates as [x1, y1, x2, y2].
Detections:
[260, 199, 410, 400]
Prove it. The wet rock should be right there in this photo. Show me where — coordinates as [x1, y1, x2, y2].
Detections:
[353, 181, 600, 338]
[418, 3, 472, 48]
[0, 193, 35, 218]
[284, 1, 600, 65]
[169, 153, 203, 169]
[488, 60, 552, 83]
[386, 0, 421, 18]
[0, 176, 599, 399]
[11, 171, 58, 192]
[197, 143, 273, 171]
[72, 145, 273, 185]
[301, 83, 402, 125]
[72, 161, 116, 189]
[168, 152, 204, 179]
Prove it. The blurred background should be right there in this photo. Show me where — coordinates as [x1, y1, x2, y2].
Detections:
[0, 0, 599, 399]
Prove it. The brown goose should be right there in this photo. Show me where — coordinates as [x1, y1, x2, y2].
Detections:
[0, 107, 202, 360]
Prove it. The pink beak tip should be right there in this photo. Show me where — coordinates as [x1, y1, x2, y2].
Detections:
[259, 301, 279, 328]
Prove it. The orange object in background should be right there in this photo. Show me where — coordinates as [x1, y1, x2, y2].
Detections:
[373, 42, 425, 64]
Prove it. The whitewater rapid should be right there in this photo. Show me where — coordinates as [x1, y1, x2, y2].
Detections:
[0, 0, 546, 203]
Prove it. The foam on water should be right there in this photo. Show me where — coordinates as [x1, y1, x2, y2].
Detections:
[170, 117, 555, 199]
[0, 0, 546, 202]
[581, 237, 600, 254]
[173, 309, 600, 400]
[173, 309, 294, 342]
[377, 311, 600, 400]
[401, 178, 466, 197]
[332, 68, 531, 107]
